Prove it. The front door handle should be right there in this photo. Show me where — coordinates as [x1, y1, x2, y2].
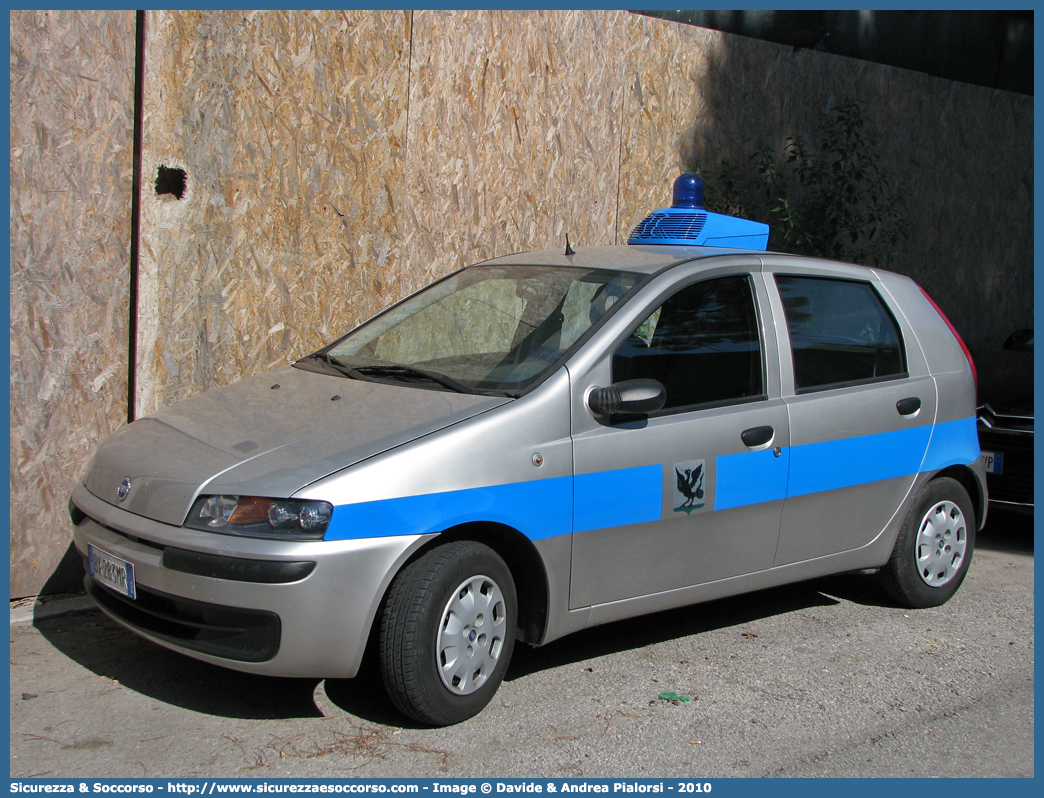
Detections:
[896, 397, 921, 416]
[741, 425, 774, 448]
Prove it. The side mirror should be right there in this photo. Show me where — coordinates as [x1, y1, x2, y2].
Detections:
[587, 379, 666, 417]
[1003, 328, 1033, 352]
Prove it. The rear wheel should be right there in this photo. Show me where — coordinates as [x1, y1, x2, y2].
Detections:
[878, 477, 975, 608]
[379, 540, 517, 725]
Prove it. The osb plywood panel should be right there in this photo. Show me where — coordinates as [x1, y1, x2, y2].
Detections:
[621, 14, 1032, 355]
[9, 10, 136, 597]
[137, 10, 411, 416]
[616, 16, 725, 240]
[403, 9, 632, 290]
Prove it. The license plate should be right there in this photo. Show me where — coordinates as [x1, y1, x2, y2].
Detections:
[981, 450, 1004, 475]
[88, 544, 136, 599]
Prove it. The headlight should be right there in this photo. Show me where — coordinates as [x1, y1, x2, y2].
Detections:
[185, 495, 333, 540]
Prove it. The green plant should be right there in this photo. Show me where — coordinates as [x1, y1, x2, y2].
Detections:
[701, 98, 909, 267]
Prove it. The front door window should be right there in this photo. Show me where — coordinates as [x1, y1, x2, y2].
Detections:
[612, 275, 765, 411]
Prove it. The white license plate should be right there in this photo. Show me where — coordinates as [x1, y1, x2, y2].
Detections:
[88, 544, 136, 599]
[981, 450, 1004, 475]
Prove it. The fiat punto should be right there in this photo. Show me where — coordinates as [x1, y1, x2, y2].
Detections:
[71, 174, 985, 725]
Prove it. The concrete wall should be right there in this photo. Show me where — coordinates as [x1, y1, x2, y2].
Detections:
[9, 10, 1033, 597]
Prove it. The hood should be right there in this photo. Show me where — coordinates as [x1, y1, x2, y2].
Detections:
[84, 364, 509, 526]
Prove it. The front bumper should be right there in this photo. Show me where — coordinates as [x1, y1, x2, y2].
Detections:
[71, 483, 431, 678]
[977, 412, 1034, 513]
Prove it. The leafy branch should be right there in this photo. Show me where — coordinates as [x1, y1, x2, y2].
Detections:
[700, 98, 910, 267]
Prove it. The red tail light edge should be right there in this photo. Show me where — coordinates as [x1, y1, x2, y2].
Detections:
[918, 285, 977, 391]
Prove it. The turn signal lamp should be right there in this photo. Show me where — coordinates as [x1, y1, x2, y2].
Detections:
[628, 173, 769, 250]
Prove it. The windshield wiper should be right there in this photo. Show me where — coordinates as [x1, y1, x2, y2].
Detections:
[302, 356, 516, 396]
[347, 365, 476, 394]
[302, 352, 355, 377]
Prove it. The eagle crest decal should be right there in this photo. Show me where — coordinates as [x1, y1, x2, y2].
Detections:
[673, 459, 706, 514]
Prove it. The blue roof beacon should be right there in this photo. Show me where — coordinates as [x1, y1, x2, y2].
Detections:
[628, 172, 770, 250]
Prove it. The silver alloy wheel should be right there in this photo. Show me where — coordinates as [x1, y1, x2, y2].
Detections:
[914, 499, 967, 587]
[436, 574, 507, 695]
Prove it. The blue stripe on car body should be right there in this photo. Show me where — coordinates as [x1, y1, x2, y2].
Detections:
[323, 475, 573, 542]
[920, 417, 980, 472]
[716, 416, 979, 509]
[785, 424, 935, 500]
[573, 464, 662, 532]
[323, 417, 978, 541]
[714, 447, 791, 511]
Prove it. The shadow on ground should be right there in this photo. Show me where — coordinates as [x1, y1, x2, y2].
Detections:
[33, 510, 1031, 727]
[32, 610, 325, 720]
[34, 579, 842, 728]
[977, 509, 1034, 554]
[505, 581, 841, 680]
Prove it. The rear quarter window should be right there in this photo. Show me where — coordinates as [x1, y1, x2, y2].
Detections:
[775, 275, 907, 393]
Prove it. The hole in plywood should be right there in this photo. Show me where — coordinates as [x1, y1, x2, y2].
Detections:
[155, 165, 186, 200]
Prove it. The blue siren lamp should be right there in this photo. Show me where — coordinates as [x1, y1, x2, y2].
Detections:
[671, 172, 705, 209]
[628, 171, 769, 250]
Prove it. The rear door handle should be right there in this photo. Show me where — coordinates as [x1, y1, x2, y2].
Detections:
[741, 425, 774, 447]
[896, 397, 921, 416]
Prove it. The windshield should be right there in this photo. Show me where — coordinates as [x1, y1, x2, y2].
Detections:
[306, 264, 644, 395]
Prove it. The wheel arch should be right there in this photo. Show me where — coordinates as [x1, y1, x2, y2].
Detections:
[932, 464, 986, 529]
[386, 521, 550, 645]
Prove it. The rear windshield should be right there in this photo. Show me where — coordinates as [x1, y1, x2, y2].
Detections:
[308, 265, 644, 395]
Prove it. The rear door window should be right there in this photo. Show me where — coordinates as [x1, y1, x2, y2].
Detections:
[775, 275, 906, 393]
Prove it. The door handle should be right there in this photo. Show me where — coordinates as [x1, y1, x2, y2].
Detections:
[896, 397, 921, 416]
[741, 425, 774, 448]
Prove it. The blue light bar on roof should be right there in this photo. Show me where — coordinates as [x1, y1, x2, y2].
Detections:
[628, 173, 769, 250]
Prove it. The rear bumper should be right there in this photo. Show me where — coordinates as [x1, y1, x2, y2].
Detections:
[71, 483, 431, 678]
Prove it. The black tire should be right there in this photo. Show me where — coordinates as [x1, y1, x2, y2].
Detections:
[378, 540, 517, 726]
[877, 477, 975, 608]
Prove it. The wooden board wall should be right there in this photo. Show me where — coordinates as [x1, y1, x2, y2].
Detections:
[136, 10, 412, 416]
[618, 15, 1033, 355]
[404, 10, 632, 281]
[10, 10, 1033, 596]
[9, 10, 136, 598]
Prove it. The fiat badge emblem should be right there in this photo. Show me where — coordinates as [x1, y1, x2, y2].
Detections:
[116, 478, 132, 502]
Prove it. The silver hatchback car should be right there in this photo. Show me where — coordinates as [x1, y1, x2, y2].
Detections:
[71, 175, 985, 725]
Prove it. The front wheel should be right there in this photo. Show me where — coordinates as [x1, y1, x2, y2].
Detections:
[877, 477, 975, 608]
[379, 540, 517, 725]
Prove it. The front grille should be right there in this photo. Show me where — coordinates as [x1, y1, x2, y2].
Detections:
[85, 570, 281, 663]
[73, 503, 165, 552]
